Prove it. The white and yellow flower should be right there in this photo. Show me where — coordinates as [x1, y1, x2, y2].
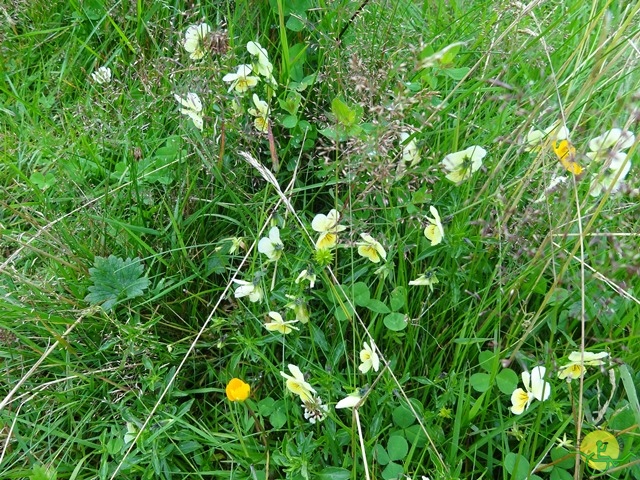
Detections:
[183, 23, 211, 60]
[264, 311, 298, 334]
[408, 269, 439, 291]
[525, 124, 569, 152]
[174, 92, 204, 131]
[285, 295, 310, 324]
[222, 64, 259, 93]
[257, 226, 283, 261]
[510, 366, 551, 415]
[399, 132, 420, 166]
[441, 146, 486, 184]
[311, 209, 347, 250]
[336, 389, 364, 409]
[280, 364, 316, 401]
[558, 351, 608, 382]
[586, 128, 635, 163]
[233, 279, 263, 303]
[424, 206, 444, 246]
[295, 269, 316, 288]
[247, 41, 273, 77]
[358, 341, 380, 373]
[91, 66, 112, 84]
[248, 94, 270, 133]
[356, 233, 386, 263]
[589, 160, 631, 197]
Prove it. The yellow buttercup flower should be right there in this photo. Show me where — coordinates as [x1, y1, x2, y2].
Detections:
[226, 378, 250, 401]
[553, 139, 582, 175]
[356, 233, 386, 263]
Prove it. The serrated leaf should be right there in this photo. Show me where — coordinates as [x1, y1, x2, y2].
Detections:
[85, 255, 149, 310]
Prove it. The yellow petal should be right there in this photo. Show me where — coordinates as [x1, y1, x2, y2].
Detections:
[553, 140, 582, 175]
[580, 430, 619, 470]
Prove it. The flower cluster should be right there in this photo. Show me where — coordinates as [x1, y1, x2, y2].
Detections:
[222, 41, 276, 133]
[525, 123, 635, 197]
[509, 351, 608, 415]
[91, 66, 112, 85]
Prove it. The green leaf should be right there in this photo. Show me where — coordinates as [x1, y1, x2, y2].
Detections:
[286, 13, 305, 32]
[478, 350, 496, 372]
[381, 462, 404, 480]
[282, 115, 298, 129]
[30, 171, 56, 190]
[384, 312, 407, 331]
[374, 443, 390, 465]
[257, 397, 275, 416]
[550, 468, 573, 480]
[392, 405, 415, 429]
[470, 373, 491, 392]
[551, 447, 574, 469]
[387, 435, 408, 461]
[496, 368, 519, 395]
[352, 282, 370, 306]
[504, 452, 530, 480]
[442, 67, 470, 80]
[331, 97, 357, 126]
[317, 467, 350, 480]
[365, 299, 390, 314]
[85, 255, 149, 311]
[389, 287, 405, 311]
[269, 407, 287, 429]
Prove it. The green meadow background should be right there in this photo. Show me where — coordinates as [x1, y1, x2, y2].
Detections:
[1, 1, 639, 479]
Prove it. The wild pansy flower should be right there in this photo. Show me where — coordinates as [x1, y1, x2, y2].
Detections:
[399, 132, 420, 166]
[510, 366, 551, 415]
[257, 226, 283, 261]
[558, 351, 608, 382]
[525, 124, 570, 152]
[248, 94, 270, 133]
[586, 129, 635, 196]
[222, 64, 259, 93]
[226, 237, 246, 254]
[312, 209, 346, 250]
[441, 146, 486, 184]
[336, 388, 366, 409]
[247, 41, 274, 79]
[295, 269, 316, 288]
[280, 364, 316, 401]
[356, 233, 386, 263]
[233, 279, 263, 303]
[408, 269, 439, 291]
[264, 311, 298, 334]
[424, 206, 444, 246]
[302, 396, 328, 424]
[285, 295, 310, 324]
[91, 66, 112, 84]
[358, 341, 380, 374]
[225, 378, 250, 401]
[174, 92, 204, 131]
[586, 129, 635, 163]
[183, 23, 211, 60]
[589, 160, 631, 196]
